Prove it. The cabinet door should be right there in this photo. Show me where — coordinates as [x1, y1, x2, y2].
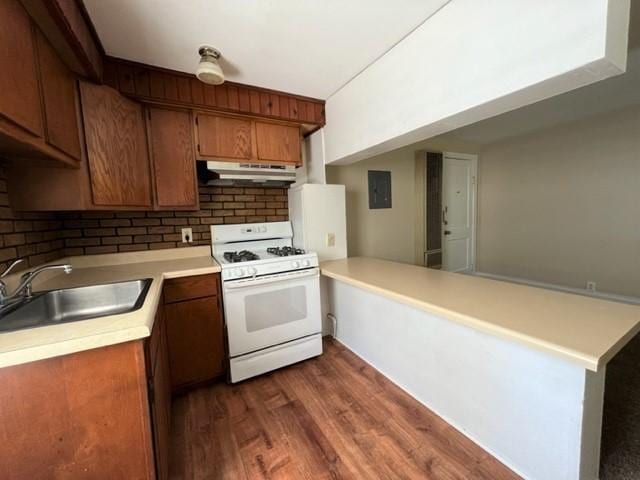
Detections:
[148, 107, 198, 209]
[35, 29, 81, 160]
[165, 296, 225, 390]
[80, 81, 152, 207]
[0, 0, 43, 137]
[255, 121, 301, 164]
[0, 341, 155, 478]
[149, 306, 171, 480]
[197, 114, 252, 160]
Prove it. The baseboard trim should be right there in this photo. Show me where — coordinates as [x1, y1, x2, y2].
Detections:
[470, 271, 640, 306]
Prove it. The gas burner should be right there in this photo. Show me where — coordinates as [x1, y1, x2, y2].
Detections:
[223, 250, 260, 263]
[267, 246, 306, 257]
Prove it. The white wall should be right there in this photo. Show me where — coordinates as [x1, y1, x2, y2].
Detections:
[327, 278, 606, 480]
[323, 0, 630, 165]
[326, 145, 418, 263]
[476, 104, 640, 298]
[326, 138, 478, 263]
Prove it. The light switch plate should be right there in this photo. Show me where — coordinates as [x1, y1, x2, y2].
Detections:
[326, 233, 335, 247]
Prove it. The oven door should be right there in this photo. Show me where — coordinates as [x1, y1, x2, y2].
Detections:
[223, 268, 321, 357]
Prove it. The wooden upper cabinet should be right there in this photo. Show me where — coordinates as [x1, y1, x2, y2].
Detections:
[80, 81, 152, 207]
[197, 113, 252, 160]
[255, 122, 301, 164]
[0, 0, 43, 137]
[195, 112, 302, 165]
[147, 107, 198, 209]
[35, 29, 81, 160]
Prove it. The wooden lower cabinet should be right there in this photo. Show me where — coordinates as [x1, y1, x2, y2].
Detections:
[0, 341, 156, 479]
[0, 275, 224, 477]
[146, 303, 172, 480]
[164, 273, 226, 392]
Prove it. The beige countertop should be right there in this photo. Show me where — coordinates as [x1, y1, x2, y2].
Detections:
[321, 257, 640, 371]
[0, 246, 220, 369]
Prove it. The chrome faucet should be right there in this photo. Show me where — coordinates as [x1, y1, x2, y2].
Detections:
[0, 259, 25, 302]
[0, 260, 73, 306]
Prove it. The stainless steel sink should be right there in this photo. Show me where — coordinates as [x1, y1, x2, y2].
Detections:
[0, 278, 152, 333]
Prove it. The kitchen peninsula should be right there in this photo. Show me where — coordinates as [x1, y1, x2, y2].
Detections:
[321, 257, 640, 480]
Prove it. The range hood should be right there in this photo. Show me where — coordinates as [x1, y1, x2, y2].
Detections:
[200, 161, 297, 187]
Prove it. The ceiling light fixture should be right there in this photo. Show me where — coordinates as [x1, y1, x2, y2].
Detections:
[196, 46, 225, 85]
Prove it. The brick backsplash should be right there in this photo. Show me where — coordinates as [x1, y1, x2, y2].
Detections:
[0, 165, 66, 272]
[59, 186, 289, 256]
[0, 162, 289, 270]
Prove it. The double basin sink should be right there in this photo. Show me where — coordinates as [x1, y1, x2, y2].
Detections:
[0, 279, 152, 333]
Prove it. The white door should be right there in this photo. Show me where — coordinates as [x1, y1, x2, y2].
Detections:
[442, 153, 477, 272]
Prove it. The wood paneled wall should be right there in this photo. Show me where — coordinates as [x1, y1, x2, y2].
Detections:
[103, 58, 325, 134]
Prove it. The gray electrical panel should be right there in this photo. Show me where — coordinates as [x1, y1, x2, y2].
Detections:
[368, 170, 392, 209]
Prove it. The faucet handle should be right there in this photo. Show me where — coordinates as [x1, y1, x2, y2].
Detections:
[1, 259, 24, 278]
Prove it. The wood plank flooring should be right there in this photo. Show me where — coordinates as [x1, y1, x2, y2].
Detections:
[169, 338, 520, 479]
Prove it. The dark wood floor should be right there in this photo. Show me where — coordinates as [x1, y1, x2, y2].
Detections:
[169, 338, 519, 479]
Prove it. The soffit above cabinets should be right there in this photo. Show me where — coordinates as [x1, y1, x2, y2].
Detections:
[82, 0, 450, 99]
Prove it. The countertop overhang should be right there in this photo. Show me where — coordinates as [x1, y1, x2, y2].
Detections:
[321, 257, 640, 371]
[0, 247, 220, 369]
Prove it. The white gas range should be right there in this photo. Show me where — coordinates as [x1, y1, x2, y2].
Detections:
[211, 221, 323, 383]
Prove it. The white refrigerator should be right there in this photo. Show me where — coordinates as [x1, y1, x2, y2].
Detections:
[288, 184, 347, 262]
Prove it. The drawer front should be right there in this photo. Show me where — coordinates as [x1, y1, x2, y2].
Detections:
[163, 274, 219, 303]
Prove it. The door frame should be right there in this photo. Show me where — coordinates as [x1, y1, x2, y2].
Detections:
[442, 151, 478, 272]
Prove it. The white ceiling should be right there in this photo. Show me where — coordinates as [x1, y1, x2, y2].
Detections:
[83, 0, 450, 99]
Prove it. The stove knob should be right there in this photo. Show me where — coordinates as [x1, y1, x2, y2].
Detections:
[302, 259, 311, 267]
[248, 267, 258, 276]
[291, 261, 300, 269]
[234, 268, 245, 277]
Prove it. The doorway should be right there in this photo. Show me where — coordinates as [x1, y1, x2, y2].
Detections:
[423, 151, 477, 272]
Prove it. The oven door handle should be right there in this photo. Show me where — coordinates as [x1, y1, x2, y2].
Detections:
[224, 268, 319, 290]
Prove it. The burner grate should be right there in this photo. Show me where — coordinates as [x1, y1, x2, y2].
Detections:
[223, 250, 260, 263]
[267, 246, 306, 257]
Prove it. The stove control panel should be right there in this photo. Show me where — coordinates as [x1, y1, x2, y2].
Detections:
[240, 225, 267, 234]
[220, 253, 319, 281]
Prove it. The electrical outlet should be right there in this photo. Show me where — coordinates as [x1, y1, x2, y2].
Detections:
[181, 227, 193, 243]
[586, 281, 597, 292]
[326, 232, 335, 247]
